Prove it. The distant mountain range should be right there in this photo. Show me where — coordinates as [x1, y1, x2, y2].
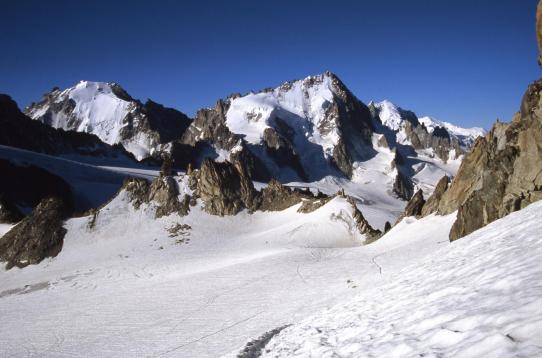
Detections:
[20, 72, 485, 206]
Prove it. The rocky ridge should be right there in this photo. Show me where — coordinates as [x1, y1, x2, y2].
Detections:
[119, 156, 381, 240]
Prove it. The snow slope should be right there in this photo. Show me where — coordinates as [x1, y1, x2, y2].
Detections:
[0, 182, 458, 357]
[257, 201, 542, 358]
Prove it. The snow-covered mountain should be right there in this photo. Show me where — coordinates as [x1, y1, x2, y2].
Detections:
[181, 72, 374, 181]
[25, 81, 191, 160]
[16, 72, 487, 229]
[179, 72, 484, 223]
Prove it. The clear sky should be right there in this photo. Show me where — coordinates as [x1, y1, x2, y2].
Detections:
[1, 0, 540, 129]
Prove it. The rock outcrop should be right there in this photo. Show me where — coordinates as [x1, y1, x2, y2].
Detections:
[149, 177, 190, 218]
[395, 189, 425, 224]
[393, 171, 414, 200]
[345, 196, 382, 243]
[192, 159, 259, 216]
[181, 100, 239, 150]
[258, 180, 329, 213]
[124, 175, 190, 219]
[402, 121, 463, 162]
[420, 175, 450, 216]
[0, 197, 67, 269]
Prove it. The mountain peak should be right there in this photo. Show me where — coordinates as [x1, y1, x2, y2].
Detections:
[25, 81, 190, 160]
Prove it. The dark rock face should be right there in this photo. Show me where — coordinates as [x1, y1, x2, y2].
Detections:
[0, 94, 138, 161]
[393, 171, 414, 200]
[395, 189, 425, 224]
[435, 78, 542, 241]
[332, 139, 353, 177]
[0, 197, 67, 269]
[421, 175, 450, 216]
[0, 159, 74, 215]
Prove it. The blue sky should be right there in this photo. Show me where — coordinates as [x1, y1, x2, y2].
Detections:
[1, 0, 539, 129]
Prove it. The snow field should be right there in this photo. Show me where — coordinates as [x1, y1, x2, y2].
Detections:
[0, 182, 456, 357]
[259, 201, 542, 358]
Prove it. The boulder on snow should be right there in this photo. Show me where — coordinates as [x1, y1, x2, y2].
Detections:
[0, 197, 67, 269]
